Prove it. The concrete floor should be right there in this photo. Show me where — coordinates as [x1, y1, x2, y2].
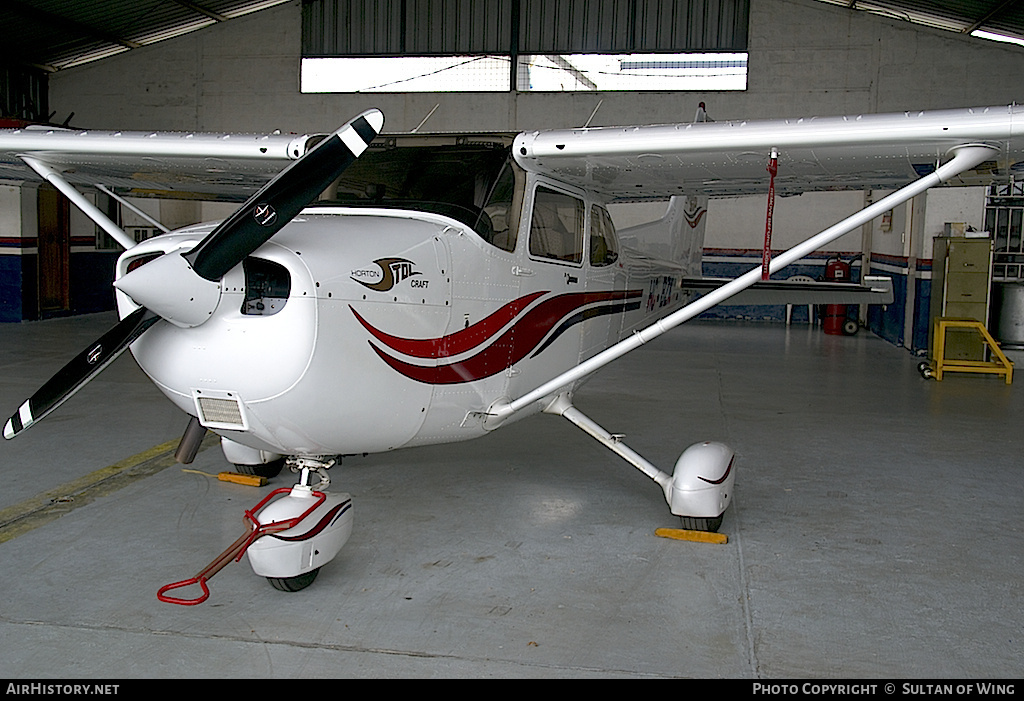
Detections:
[0, 312, 1021, 678]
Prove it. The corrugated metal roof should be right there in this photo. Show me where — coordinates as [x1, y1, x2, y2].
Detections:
[813, 0, 1024, 43]
[0, 0, 293, 71]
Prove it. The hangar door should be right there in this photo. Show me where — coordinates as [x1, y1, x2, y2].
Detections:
[36, 185, 70, 317]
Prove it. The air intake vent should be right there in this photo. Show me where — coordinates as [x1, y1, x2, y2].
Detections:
[193, 391, 247, 430]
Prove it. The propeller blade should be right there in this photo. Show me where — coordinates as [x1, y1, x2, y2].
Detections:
[4, 307, 160, 439]
[6, 108, 383, 437]
[183, 109, 384, 281]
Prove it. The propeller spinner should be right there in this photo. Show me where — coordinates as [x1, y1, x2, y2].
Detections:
[4, 109, 384, 440]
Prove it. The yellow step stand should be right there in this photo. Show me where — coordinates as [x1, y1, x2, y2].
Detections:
[920, 318, 1013, 384]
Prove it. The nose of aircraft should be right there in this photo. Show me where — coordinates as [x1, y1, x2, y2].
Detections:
[113, 250, 223, 328]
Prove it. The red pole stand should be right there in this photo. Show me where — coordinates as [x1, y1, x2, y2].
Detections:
[762, 152, 779, 281]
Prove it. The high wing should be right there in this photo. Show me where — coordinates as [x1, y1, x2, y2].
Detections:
[510, 104, 1024, 311]
[512, 104, 1024, 200]
[5, 104, 1020, 209]
[0, 126, 324, 200]
[486, 105, 1024, 425]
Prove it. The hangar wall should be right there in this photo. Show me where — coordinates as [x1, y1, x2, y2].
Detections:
[7, 0, 1021, 349]
[44, 0, 1024, 132]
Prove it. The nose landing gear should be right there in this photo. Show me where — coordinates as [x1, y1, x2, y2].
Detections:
[158, 459, 351, 605]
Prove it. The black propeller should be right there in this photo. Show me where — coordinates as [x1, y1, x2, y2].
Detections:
[4, 109, 384, 440]
[184, 112, 381, 281]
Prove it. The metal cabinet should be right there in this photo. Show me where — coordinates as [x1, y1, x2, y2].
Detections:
[929, 236, 994, 361]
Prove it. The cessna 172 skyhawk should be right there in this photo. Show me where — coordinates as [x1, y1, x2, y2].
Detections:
[1, 104, 1021, 600]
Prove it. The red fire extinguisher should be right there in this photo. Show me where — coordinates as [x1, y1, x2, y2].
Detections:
[823, 256, 855, 335]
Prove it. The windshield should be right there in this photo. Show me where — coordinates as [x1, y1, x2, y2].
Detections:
[319, 142, 513, 235]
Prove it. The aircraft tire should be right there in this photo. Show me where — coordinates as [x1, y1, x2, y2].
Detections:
[234, 458, 285, 479]
[267, 567, 320, 592]
[679, 515, 723, 532]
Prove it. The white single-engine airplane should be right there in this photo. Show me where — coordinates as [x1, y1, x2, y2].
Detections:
[1, 104, 1021, 602]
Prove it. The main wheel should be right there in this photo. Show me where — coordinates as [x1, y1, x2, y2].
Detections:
[679, 515, 723, 532]
[267, 567, 320, 592]
[234, 458, 285, 479]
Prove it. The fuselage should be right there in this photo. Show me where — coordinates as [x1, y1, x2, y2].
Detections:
[116, 147, 696, 458]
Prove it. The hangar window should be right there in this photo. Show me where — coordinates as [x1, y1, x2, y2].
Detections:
[301, 0, 749, 92]
[302, 53, 746, 92]
[302, 55, 512, 92]
[518, 53, 746, 91]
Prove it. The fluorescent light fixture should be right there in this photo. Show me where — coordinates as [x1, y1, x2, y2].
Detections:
[221, 0, 294, 18]
[134, 19, 217, 46]
[971, 30, 1024, 48]
[54, 46, 132, 70]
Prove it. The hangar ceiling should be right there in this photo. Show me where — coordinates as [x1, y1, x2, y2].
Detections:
[0, 0, 294, 72]
[815, 0, 1024, 43]
[0, 0, 1021, 73]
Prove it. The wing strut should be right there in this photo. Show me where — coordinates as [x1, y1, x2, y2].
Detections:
[484, 143, 997, 428]
[95, 184, 171, 234]
[541, 394, 734, 524]
[20, 156, 137, 250]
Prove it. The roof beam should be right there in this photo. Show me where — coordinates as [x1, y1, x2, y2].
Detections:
[963, 0, 1018, 34]
[6, 0, 141, 51]
[171, 1, 228, 23]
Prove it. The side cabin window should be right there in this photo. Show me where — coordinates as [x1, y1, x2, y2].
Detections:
[529, 186, 585, 264]
[590, 205, 620, 267]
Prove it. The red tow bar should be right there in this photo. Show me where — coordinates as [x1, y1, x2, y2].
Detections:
[157, 487, 326, 605]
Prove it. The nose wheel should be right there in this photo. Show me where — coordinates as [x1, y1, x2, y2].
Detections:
[158, 462, 351, 605]
[234, 458, 285, 478]
[679, 515, 724, 532]
[268, 567, 320, 592]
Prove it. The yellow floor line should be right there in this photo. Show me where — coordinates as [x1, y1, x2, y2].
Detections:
[0, 434, 217, 544]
